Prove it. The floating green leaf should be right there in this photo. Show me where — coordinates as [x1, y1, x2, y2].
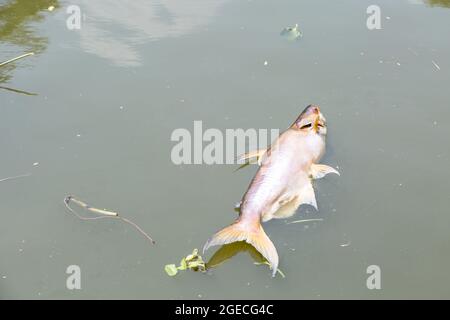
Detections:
[165, 248, 206, 277]
[185, 248, 206, 271]
[164, 264, 178, 276]
[280, 23, 302, 41]
[179, 258, 187, 271]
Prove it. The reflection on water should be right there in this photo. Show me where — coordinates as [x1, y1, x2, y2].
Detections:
[425, 0, 450, 8]
[0, 0, 58, 83]
[206, 242, 265, 270]
[77, 0, 227, 66]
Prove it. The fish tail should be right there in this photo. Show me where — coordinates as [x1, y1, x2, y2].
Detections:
[203, 220, 279, 276]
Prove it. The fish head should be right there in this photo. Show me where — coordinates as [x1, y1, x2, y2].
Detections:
[292, 104, 327, 136]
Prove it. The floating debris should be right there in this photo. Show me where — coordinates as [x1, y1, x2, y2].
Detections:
[65, 196, 118, 216]
[280, 23, 302, 41]
[432, 60, 441, 71]
[0, 86, 38, 96]
[0, 173, 31, 183]
[0, 52, 34, 67]
[263, 60, 268, 66]
[286, 218, 324, 225]
[64, 195, 155, 244]
[340, 241, 351, 247]
[48, 6, 55, 11]
[164, 264, 178, 276]
[165, 248, 206, 277]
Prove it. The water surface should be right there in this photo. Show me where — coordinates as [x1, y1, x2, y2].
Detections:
[1, 0, 450, 299]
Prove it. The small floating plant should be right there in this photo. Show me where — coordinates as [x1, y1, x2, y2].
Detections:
[165, 248, 206, 276]
[280, 23, 302, 41]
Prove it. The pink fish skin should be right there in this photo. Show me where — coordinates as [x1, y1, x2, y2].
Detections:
[204, 105, 337, 276]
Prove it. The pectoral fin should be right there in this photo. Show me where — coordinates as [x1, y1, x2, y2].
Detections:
[299, 182, 318, 210]
[237, 149, 266, 166]
[310, 164, 340, 180]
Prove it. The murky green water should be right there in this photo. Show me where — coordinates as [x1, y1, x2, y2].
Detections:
[1, 0, 450, 299]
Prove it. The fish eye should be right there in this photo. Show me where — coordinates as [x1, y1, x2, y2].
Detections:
[300, 123, 312, 129]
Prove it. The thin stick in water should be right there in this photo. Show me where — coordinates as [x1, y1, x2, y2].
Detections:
[66, 196, 118, 216]
[286, 218, 324, 225]
[0, 86, 38, 96]
[0, 173, 31, 183]
[0, 52, 35, 67]
[64, 195, 156, 244]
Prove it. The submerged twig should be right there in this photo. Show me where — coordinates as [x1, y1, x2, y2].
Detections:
[286, 218, 323, 225]
[0, 86, 38, 96]
[254, 261, 286, 278]
[66, 196, 118, 216]
[64, 195, 155, 244]
[0, 173, 31, 183]
[0, 52, 35, 67]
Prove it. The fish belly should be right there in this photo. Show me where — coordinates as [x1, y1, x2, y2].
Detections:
[243, 130, 320, 223]
[271, 196, 303, 220]
[261, 173, 312, 222]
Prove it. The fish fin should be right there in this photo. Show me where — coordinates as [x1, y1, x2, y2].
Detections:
[299, 182, 318, 210]
[272, 182, 318, 218]
[203, 221, 279, 276]
[310, 164, 340, 180]
[233, 162, 251, 172]
[272, 196, 301, 219]
[237, 149, 266, 166]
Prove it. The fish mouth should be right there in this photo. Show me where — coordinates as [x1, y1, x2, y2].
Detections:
[314, 114, 326, 132]
[298, 104, 320, 119]
[293, 104, 326, 133]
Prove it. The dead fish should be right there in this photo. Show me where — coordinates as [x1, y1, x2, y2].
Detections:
[203, 105, 339, 276]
